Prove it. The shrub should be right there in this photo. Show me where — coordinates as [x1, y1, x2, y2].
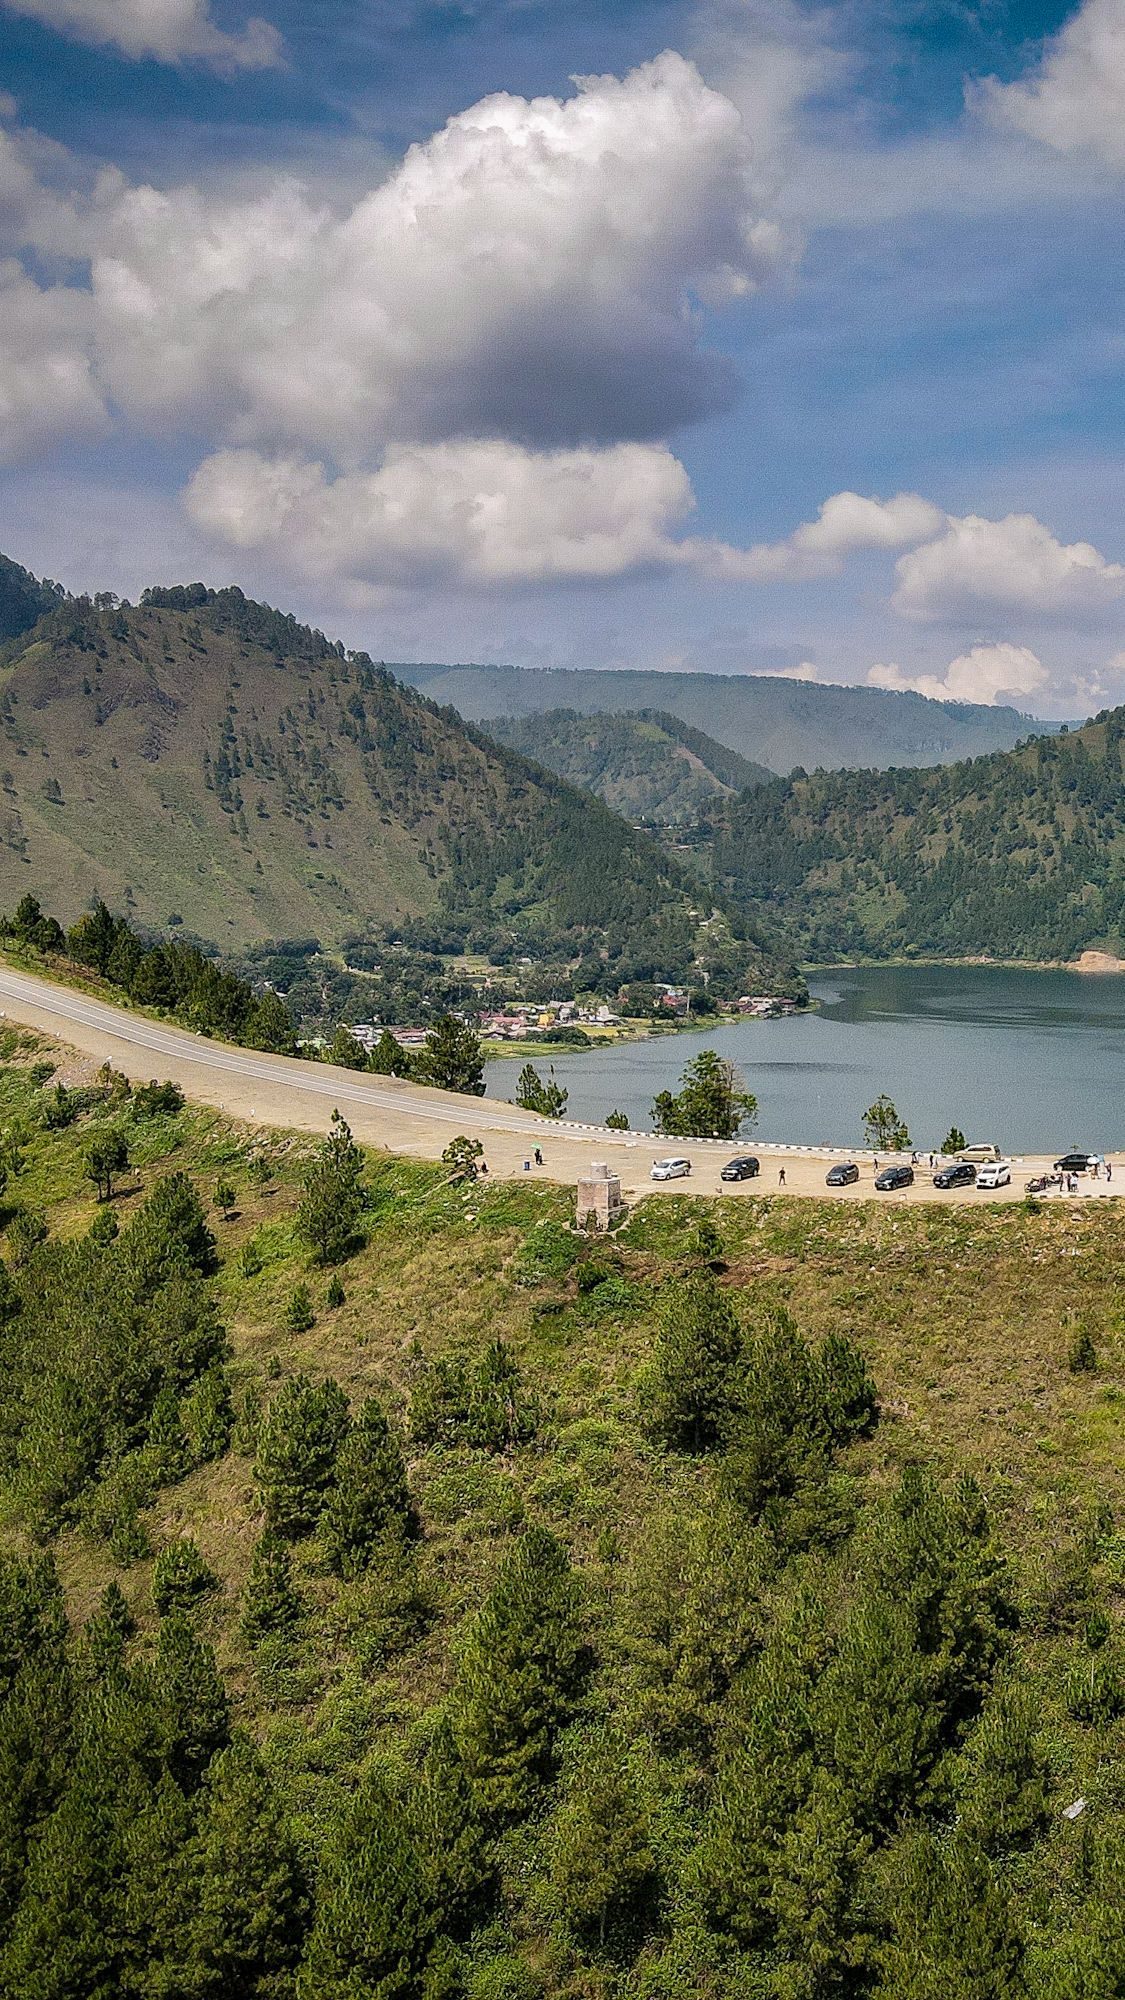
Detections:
[286, 1283, 315, 1334]
[152, 1537, 218, 1615]
[1069, 1326, 1098, 1374]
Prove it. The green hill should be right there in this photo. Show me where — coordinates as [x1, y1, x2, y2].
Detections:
[0, 578, 792, 993]
[1, 1031, 1124, 1996]
[399, 659, 1046, 774]
[713, 708, 1125, 962]
[478, 706, 772, 823]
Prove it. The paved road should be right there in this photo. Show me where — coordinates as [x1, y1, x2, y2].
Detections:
[0, 959, 1113, 1206]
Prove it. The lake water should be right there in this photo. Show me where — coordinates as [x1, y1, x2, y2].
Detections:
[483, 964, 1125, 1154]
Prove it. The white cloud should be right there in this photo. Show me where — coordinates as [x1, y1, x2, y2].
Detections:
[868, 643, 1048, 708]
[184, 440, 699, 587]
[978, 0, 1125, 171]
[0, 259, 104, 464]
[892, 512, 1125, 623]
[86, 52, 784, 457]
[0, 0, 283, 69]
[183, 452, 964, 599]
[690, 490, 944, 581]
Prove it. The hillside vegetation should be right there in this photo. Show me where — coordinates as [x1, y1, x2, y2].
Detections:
[401, 660, 1045, 775]
[713, 709, 1125, 963]
[2, 1028, 1125, 1995]
[0, 581, 788, 993]
[480, 707, 772, 823]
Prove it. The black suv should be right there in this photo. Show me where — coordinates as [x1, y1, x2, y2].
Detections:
[721, 1156, 760, 1181]
[934, 1161, 977, 1189]
[826, 1161, 860, 1186]
[875, 1164, 914, 1191]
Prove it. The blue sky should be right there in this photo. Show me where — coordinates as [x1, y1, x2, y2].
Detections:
[0, 0, 1122, 714]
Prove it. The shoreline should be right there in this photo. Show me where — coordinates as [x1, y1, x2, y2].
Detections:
[804, 950, 1125, 977]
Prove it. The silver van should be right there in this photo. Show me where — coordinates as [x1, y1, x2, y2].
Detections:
[959, 1142, 1001, 1164]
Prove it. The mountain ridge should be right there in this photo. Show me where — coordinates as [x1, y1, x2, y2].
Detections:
[0, 573, 795, 995]
[478, 706, 773, 822]
[711, 708, 1125, 963]
[396, 659, 1048, 775]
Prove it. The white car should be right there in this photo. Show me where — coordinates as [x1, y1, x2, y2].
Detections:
[651, 1156, 691, 1181]
[975, 1158, 1012, 1189]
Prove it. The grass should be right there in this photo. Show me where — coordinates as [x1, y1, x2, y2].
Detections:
[4, 1022, 1125, 1752]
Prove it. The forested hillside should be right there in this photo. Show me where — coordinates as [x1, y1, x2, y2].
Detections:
[0, 578, 790, 994]
[713, 709, 1125, 962]
[480, 707, 772, 822]
[2, 1027, 1125, 1996]
[0, 553, 66, 645]
[401, 660, 1046, 774]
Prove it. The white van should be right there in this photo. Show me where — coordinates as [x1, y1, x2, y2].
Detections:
[651, 1157, 691, 1181]
[959, 1142, 1001, 1164]
[975, 1158, 1012, 1189]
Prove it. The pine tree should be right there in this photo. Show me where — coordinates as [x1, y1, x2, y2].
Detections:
[296, 1112, 365, 1266]
[240, 1531, 305, 1649]
[143, 1611, 230, 1791]
[548, 1732, 657, 1951]
[453, 1525, 586, 1818]
[415, 1015, 485, 1097]
[638, 1271, 744, 1452]
[402, 1720, 493, 1937]
[187, 1738, 310, 1993]
[151, 1538, 218, 1616]
[318, 1397, 417, 1578]
[253, 1375, 350, 1537]
[296, 1778, 435, 2000]
[328, 1023, 369, 1071]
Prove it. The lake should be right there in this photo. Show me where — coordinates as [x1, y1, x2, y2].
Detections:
[483, 963, 1125, 1154]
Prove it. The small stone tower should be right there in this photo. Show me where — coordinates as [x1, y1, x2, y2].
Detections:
[576, 1161, 623, 1232]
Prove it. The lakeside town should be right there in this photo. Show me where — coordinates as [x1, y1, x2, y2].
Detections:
[333, 985, 801, 1057]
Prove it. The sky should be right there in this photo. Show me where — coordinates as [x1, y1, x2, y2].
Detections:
[0, 0, 1123, 716]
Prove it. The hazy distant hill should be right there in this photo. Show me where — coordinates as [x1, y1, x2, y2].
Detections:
[479, 707, 772, 823]
[0, 576, 795, 991]
[399, 661, 1044, 775]
[713, 710, 1125, 963]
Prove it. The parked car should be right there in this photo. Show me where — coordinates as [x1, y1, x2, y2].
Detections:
[826, 1161, 860, 1186]
[650, 1156, 691, 1181]
[721, 1155, 760, 1181]
[934, 1161, 977, 1189]
[1054, 1151, 1094, 1173]
[959, 1142, 1001, 1164]
[875, 1163, 914, 1191]
[976, 1158, 1012, 1189]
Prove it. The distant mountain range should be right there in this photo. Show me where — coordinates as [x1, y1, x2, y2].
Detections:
[478, 707, 773, 823]
[712, 709, 1125, 963]
[398, 660, 1048, 776]
[0, 567, 795, 995]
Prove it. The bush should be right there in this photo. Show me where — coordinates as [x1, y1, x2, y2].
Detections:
[152, 1537, 218, 1615]
[1069, 1326, 1098, 1373]
[1067, 1650, 1125, 1727]
[286, 1283, 315, 1335]
[410, 1341, 537, 1453]
[132, 1079, 186, 1119]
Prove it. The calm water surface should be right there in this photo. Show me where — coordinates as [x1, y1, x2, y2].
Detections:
[483, 964, 1125, 1153]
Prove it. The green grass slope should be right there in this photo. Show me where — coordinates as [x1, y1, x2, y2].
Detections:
[479, 706, 772, 823]
[713, 708, 1125, 962]
[3, 1025, 1125, 1995]
[0, 582, 783, 985]
[399, 659, 1046, 774]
